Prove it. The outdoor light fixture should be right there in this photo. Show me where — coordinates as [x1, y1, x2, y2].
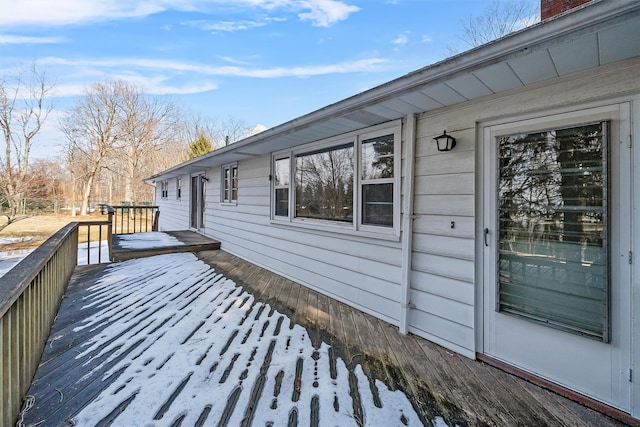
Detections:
[201, 176, 209, 182]
[433, 131, 457, 152]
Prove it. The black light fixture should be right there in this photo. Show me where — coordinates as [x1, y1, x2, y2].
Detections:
[433, 130, 457, 152]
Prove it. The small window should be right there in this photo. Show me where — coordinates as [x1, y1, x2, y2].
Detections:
[274, 157, 290, 217]
[361, 133, 394, 227]
[176, 177, 182, 200]
[222, 163, 238, 203]
[160, 181, 169, 199]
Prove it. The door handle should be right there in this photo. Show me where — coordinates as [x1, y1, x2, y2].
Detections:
[484, 228, 489, 247]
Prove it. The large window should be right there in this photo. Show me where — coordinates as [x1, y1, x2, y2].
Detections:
[221, 163, 238, 204]
[296, 143, 354, 223]
[497, 121, 609, 340]
[271, 122, 400, 237]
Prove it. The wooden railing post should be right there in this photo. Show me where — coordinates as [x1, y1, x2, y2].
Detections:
[0, 223, 78, 426]
[107, 208, 114, 261]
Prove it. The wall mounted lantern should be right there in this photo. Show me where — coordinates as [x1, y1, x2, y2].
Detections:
[433, 131, 457, 152]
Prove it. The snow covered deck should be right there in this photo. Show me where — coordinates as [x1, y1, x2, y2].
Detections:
[111, 230, 220, 261]
[20, 242, 625, 426]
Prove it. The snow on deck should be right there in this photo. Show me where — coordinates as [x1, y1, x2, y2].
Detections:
[115, 231, 185, 249]
[23, 253, 430, 426]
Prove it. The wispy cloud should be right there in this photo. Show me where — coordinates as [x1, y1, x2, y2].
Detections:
[1, 0, 169, 27]
[392, 32, 410, 46]
[218, 56, 257, 66]
[421, 35, 432, 43]
[183, 16, 286, 33]
[53, 77, 218, 97]
[297, 0, 360, 27]
[41, 56, 387, 79]
[2, 0, 359, 28]
[0, 34, 66, 45]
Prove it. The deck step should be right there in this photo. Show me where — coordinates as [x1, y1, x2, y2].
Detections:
[111, 230, 220, 261]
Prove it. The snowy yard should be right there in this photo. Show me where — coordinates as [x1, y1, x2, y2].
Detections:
[0, 239, 109, 278]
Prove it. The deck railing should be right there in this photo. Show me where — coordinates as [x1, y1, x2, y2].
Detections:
[104, 205, 159, 235]
[0, 223, 79, 426]
[0, 206, 160, 424]
[77, 219, 113, 265]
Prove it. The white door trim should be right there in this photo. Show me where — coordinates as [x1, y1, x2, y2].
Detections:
[479, 101, 632, 411]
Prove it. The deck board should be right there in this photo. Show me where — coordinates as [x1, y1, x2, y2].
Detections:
[18, 246, 632, 426]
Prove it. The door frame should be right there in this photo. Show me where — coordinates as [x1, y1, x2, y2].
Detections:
[190, 172, 207, 231]
[477, 100, 633, 411]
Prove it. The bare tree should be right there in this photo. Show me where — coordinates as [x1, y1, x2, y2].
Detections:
[117, 83, 180, 203]
[179, 113, 250, 157]
[448, 0, 539, 54]
[0, 63, 54, 229]
[61, 81, 122, 216]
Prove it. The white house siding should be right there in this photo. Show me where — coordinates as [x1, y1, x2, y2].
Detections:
[408, 57, 640, 358]
[155, 57, 640, 362]
[156, 176, 190, 231]
[191, 154, 404, 325]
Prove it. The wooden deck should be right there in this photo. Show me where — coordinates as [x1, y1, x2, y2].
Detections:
[111, 230, 220, 261]
[19, 245, 630, 426]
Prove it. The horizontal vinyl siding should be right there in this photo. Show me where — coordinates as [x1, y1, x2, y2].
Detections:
[157, 175, 190, 231]
[203, 155, 404, 324]
[409, 120, 476, 354]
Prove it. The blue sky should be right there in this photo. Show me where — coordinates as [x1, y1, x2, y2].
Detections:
[1, 0, 538, 159]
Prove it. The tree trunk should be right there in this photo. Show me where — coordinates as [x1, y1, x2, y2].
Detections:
[81, 172, 97, 216]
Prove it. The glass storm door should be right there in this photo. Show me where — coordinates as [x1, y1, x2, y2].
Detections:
[482, 104, 631, 412]
[190, 174, 206, 230]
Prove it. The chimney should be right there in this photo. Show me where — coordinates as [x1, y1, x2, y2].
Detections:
[541, 0, 593, 20]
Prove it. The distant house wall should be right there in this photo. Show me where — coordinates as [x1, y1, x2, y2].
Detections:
[156, 176, 190, 231]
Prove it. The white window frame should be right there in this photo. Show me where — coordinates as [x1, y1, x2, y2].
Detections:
[273, 156, 290, 218]
[160, 180, 169, 199]
[176, 176, 182, 200]
[221, 162, 238, 205]
[270, 120, 401, 240]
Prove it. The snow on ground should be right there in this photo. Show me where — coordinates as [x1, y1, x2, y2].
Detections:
[71, 253, 428, 426]
[0, 236, 37, 277]
[77, 240, 110, 265]
[0, 240, 110, 279]
[0, 235, 35, 244]
[116, 231, 184, 249]
[0, 248, 34, 277]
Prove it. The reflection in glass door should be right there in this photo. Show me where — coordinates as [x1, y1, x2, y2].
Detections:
[190, 174, 206, 230]
[482, 103, 631, 411]
[497, 122, 609, 341]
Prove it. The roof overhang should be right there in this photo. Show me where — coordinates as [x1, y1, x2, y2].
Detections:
[147, 0, 640, 182]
